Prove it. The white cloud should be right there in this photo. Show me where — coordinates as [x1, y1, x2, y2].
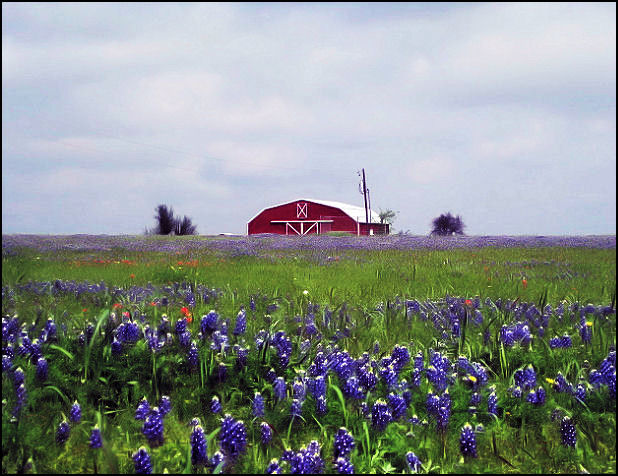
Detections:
[2, 3, 615, 234]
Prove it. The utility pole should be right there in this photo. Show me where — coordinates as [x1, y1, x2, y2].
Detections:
[362, 168, 369, 223]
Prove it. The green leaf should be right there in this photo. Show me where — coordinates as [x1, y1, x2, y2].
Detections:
[49, 344, 74, 361]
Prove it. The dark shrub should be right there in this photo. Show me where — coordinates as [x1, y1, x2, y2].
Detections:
[431, 212, 465, 236]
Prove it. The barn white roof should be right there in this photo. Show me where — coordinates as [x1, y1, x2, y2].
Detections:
[248, 198, 382, 224]
[303, 198, 382, 223]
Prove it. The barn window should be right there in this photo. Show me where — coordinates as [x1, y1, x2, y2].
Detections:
[297, 202, 307, 218]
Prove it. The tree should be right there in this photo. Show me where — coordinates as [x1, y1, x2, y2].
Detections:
[174, 215, 197, 236]
[154, 204, 176, 235]
[430, 212, 465, 236]
[379, 209, 398, 226]
[150, 204, 198, 236]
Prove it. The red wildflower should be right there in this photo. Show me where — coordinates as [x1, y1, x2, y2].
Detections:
[113, 303, 123, 309]
[130, 273, 136, 279]
[465, 299, 473, 307]
[82, 308, 88, 313]
[522, 278, 528, 290]
[150, 301, 157, 307]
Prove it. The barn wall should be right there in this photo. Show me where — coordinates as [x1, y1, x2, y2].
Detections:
[248, 200, 359, 235]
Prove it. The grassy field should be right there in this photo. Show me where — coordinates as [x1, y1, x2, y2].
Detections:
[2, 236, 616, 474]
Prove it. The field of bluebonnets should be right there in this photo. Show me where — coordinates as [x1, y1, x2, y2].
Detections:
[2, 233, 616, 474]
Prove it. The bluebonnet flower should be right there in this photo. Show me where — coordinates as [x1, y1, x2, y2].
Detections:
[560, 417, 576, 447]
[310, 375, 327, 399]
[200, 311, 218, 336]
[390, 344, 410, 374]
[436, 404, 451, 432]
[552, 372, 573, 394]
[406, 451, 422, 472]
[12, 382, 27, 419]
[293, 379, 306, 402]
[219, 414, 247, 461]
[469, 392, 482, 407]
[187, 341, 199, 371]
[253, 392, 265, 418]
[579, 320, 593, 344]
[233, 310, 246, 336]
[387, 393, 407, 421]
[70, 401, 82, 424]
[514, 365, 537, 391]
[274, 377, 287, 402]
[459, 423, 478, 458]
[373, 341, 380, 354]
[175, 318, 187, 335]
[211, 396, 222, 414]
[36, 357, 48, 381]
[89, 426, 102, 449]
[526, 387, 546, 405]
[142, 407, 164, 447]
[159, 395, 171, 416]
[260, 422, 272, 445]
[190, 425, 208, 467]
[135, 397, 150, 420]
[343, 377, 365, 401]
[2, 353, 13, 373]
[426, 392, 440, 416]
[291, 398, 303, 419]
[266, 458, 282, 474]
[510, 386, 523, 398]
[210, 451, 225, 471]
[189, 417, 201, 427]
[133, 447, 152, 474]
[289, 441, 324, 474]
[379, 364, 398, 388]
[487, 386, 498, 416]
[306, 391, 324, 414]
[335, 457, 354, 474]
[85, 324, 95, 344]
[56, 420, 71, 445]
[574, 384, 586, 402]
[236, 346, 249, 370]
[218, 362, 227, 382]
[560, 334, 572, 348]
[357, 364, 377, 393]
[333, 427, 355, 459]
[271, 331, 292, 370]
[266, 368, 277, 383]
[12, 366, 25, 388]
[211, 330, 230, 354]
[111, 338, 123, 355]
[549, 337, 561, 349]
[371, 399, 392, 432]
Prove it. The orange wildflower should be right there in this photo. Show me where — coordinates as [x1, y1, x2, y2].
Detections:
[522, 278, 528, 289]
[130, 273, 136, 279]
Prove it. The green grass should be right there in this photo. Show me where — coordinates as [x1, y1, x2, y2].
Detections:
[2, 242, 616, 474]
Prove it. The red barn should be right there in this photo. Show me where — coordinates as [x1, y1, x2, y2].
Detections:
[247, 198, 390, 236]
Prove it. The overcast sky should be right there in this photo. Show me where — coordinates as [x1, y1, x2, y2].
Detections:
[2, 2, 616, 236]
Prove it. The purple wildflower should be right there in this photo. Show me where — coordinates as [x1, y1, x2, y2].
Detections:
[69, 401, 81, 424]
[459, 423, 477, 458]
[190, 425, 208, 467]
[56, 420, 71, 445]
[133, 447, 152, 474]
[333, 427, 355, 459]
[89, 426, 102, 449]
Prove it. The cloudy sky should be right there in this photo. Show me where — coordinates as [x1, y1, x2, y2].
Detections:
[2, 2, 616, 235]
